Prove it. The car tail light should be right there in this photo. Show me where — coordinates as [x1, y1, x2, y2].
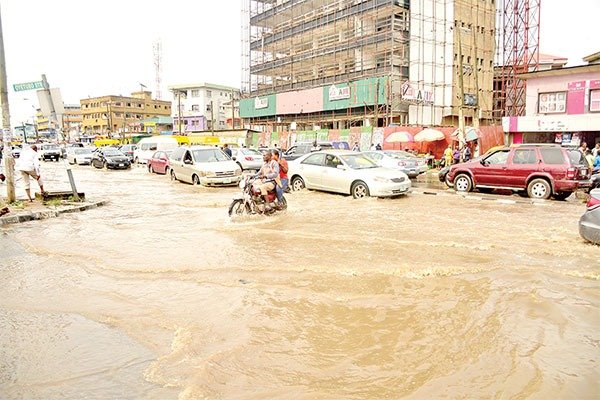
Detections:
[398, 161, 406, 166]
[587, 196, 600, 210]
[566, 167, 577, 179]
[245, 156, 253, 161]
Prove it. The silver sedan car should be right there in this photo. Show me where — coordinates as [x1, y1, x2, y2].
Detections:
[230, 148, 264, 171]
[361, 150, 428, 178]
[288, 150, 411, 198]
[66, 147, 94, 165]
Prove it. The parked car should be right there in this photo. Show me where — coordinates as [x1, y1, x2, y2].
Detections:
[579, 188, 600, 245]
[446, 144, 591, 199]
[288, 150, 411, 198]
[283, 141, 349, 161]
[66, 147, 94, 165]
[119, 144, 138, 162]
[169, 145, 242, 186]
[133, 136, 178, 164]
[11, 145, 23, 158]
[91, 147, 131, 169]
[361, 150, 428, 178]
[148, 150, 172, 174]
[40, 143, 61, 161]
[231, 148, 264, 171]
[61, 142, 84, 158]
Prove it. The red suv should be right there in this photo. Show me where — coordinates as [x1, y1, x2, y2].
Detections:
[447, 144, 591, 200]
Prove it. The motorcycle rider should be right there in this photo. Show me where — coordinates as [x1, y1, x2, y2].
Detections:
[271, 150, 288, 208]
[255, 151, 280, 210]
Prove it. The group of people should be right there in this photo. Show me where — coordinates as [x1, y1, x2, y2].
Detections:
[442, 144, 472, 167]
[254, 149, 289, 211]
[580, 142, 600, 172]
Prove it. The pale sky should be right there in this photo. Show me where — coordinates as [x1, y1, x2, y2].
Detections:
[1, 0, 595, 126]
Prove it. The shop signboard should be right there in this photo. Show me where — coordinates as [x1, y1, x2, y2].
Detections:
[538, 91, 566, 114]
[254, 97, 268, 109]
[328, 85, 350, 101]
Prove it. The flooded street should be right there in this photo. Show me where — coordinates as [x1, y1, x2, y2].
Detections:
[1, 162, 599, 399]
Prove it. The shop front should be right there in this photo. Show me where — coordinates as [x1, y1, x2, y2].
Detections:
[503, 114, 600, 148]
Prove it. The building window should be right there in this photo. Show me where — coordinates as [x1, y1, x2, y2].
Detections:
[206, 90, 212, 98]
[191, 104, 199, 111]
[538, 92, 566, 114]
[191, 89, 200, 97]
[590, 89, 600, 112]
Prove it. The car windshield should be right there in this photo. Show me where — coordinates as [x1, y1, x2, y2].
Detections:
[74, 148, 92, 155]
[384, 151, 415, 159]
[192, 149, 229, 162]
[340, 154, 378, 169]
[567, 149, 587, 166]
[241, 148, 262, 156]
[103, 149, 123, 156]
[44, 144, 59, 150]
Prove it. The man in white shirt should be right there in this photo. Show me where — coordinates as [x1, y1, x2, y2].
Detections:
[16, 144, 45, 202]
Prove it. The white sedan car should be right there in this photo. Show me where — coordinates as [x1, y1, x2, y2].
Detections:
[288, 150, 411, 198]
[361, 150, 428, 178]
[66, 147, 94, 165]
[230, 148, 264, 171]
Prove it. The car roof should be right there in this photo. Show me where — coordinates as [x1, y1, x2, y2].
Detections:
[312, 149, 355, 155]
[187, 145, 223, 150]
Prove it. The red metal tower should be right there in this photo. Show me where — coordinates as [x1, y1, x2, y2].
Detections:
[499, 0, 540, 117]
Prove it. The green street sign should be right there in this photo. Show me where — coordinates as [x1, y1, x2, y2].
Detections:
[13, 81, 44, 92]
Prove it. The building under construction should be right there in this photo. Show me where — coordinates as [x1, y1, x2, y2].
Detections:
[241, 0, 497, 132]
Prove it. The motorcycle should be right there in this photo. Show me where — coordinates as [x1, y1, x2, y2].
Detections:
[228, 176, 287, 216]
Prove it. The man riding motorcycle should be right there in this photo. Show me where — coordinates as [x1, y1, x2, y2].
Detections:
[255, 152, 280, 211]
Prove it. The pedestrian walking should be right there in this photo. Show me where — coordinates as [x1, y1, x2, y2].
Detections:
[375, 143, 382, 150]
[463, 146, 472, 162]
[15, 144, 45, 202]
[352, 142, 360, 151]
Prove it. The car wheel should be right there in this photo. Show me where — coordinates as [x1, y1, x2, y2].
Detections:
[170, 169, 177, 181]
[551, 191, 572, 201]
[164, 166, 170, 176]
[351, 180, 370, 199]
[444, 173, 453, 188]
[103, 161, 108, 170]
[291, 176, 305, 191]
[148, 163, 153, 173]
[236, 161, 243, 171]
[454, 174, 472, 192]
[134, 157, 139, 165]
[527, 178, 551, 199]
[192, 174, 201, 185]
[72, 158, 76, 165]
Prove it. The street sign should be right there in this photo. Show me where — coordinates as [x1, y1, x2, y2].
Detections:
[13, 81, 44, 92]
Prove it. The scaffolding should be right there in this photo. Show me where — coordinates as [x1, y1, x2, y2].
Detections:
[241, 0, 497, 129]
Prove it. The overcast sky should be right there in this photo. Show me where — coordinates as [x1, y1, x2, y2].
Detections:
[1, 0, 596, 125]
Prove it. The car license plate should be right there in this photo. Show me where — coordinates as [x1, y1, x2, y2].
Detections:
[223, 178, 232, 184]
[119, 163, 124, 167]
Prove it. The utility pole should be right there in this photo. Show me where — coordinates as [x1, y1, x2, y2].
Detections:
[0, 6, 15, 203]
[456, 27, 466, 149]
[210, 100, 214, 135]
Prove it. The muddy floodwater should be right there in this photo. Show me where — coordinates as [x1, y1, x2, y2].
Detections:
[1, 163, 599, 399]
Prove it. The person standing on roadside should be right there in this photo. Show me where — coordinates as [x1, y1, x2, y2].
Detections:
[223, 143, 232, 158]
[452, 146, 461, 164]
[352, 142, 360, 151]
[592, 143, 600, 157]
[463, 145, 472, 162]
[271, 150, 288, 207]
[16, 144, 45, 202]
[443, 145, 453, 168]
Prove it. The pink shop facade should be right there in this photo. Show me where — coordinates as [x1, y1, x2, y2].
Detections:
[503, 64, 600, 148]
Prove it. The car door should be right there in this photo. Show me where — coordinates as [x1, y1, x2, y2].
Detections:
[297, 153, 326, 189]
[321, 154, 348, 193]
[508, 148, 539, 188]
[169, 147, 186, 178]
[475, 149, 510, 186]
[539, 147, 568, 182]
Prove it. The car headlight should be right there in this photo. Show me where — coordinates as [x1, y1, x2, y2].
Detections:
[205, 171, 216, 177]
[234, 168, 242, 175]
[373, 176, 392, 183]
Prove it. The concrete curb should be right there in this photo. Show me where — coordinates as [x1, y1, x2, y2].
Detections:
[0, 200, 109, 226]
[409, 188, 558, 207]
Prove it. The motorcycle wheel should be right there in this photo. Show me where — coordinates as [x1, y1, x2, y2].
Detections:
[228, 199, 247, 216]
[279, 195, 287, 210]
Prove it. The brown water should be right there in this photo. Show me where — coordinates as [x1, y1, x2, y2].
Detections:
[1, 163, 599, 399]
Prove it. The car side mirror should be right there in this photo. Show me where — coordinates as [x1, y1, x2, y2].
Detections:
[336, 164, 347, 170]
[480, 159, 486, 166]
[232, 156, 236, 161]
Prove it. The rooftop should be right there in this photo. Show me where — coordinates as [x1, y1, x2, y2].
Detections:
[168, 82, 240, 92]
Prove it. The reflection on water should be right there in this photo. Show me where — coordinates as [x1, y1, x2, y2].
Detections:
[1, 163, 598, 399]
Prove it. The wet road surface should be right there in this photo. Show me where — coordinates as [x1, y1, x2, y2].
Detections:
[1, 161, 599, 399]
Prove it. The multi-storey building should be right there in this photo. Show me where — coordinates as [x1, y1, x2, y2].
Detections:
[503, 53, 600, 148]
[36, 104, 82, 134]
[240, 0, 495, 131]
[80, 91, 171, 136]
[167, 83, 241, 133]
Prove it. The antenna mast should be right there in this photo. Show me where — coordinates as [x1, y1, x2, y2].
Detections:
[153, 39, 162, 100]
